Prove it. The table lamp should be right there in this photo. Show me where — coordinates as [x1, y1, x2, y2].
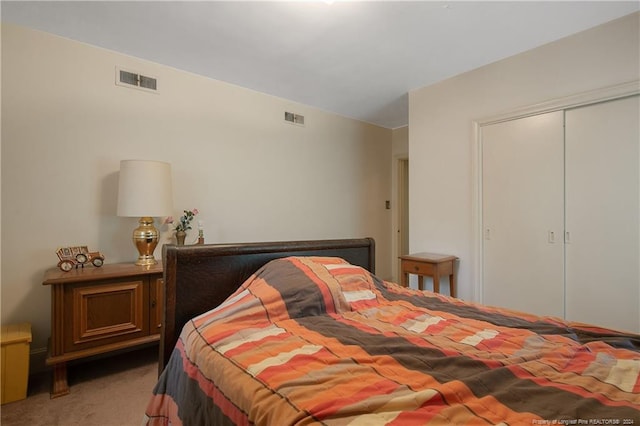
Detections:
[117, 160, 173, 266]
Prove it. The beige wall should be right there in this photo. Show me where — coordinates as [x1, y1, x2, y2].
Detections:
[409, 13, 640, 301]
[1, 24, 392, 364]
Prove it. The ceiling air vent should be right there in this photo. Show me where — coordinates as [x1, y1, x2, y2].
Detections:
[285, 111, 305, 126]
[116, 67, 158, 93]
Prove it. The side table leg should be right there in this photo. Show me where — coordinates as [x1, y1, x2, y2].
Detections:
[433, 274, 440, 294]
[450, 273, 456, 298]
[51, 363, 70, 398]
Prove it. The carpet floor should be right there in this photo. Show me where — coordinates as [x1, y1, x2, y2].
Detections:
[0, 345, 159, 426]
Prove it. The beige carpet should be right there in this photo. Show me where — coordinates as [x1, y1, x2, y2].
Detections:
[0, 345, 159, 426]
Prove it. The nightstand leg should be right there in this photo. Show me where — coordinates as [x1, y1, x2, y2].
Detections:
[433, 274, 440, 294]
[51, 363, 70, 398]
[450, 274, 456, 298]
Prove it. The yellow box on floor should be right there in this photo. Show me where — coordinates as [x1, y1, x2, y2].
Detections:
[1, 323, 32, 404]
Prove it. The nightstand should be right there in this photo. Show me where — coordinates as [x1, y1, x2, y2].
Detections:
[399, 253, 458, 297]
[42, 262, 163, 397]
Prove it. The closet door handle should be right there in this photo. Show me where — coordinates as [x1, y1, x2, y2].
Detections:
[565, 231, 571, 244]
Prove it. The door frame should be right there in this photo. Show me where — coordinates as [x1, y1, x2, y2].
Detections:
[471, 80, 639, 304]
[392, 156, 409, 283]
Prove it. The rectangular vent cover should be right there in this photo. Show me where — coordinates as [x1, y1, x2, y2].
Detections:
[116, 67, 158, 93]
[285, 111, 305, 126]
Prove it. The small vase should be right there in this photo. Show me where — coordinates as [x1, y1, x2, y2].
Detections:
[175, 231, 186, 246]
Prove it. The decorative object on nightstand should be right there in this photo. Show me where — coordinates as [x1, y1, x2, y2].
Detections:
[175, 230, 187, 245]
[164, 209, 199, 246]
[399, 252, 458, 297]
[55, 246, 105, 271]
[197, 220, 205, 245]
[117, 160, 173, 265]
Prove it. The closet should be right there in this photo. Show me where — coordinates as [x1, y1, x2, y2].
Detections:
[481, 95, 639, 333]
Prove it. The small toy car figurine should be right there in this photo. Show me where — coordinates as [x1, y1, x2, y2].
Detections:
[56, 246, 105, 272]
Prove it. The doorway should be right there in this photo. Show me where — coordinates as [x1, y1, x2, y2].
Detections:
[396, 158, 409, 281]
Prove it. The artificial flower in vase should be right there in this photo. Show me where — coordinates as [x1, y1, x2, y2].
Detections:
[165, 208, 199, 246]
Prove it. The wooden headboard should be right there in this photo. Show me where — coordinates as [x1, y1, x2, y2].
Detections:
[160, 238, 375, 372]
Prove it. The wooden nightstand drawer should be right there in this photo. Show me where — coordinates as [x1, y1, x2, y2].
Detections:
[64, 278, 149, 352]
[402, 260, 436, 276]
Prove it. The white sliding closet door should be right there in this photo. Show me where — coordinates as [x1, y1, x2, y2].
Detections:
[565, 96, 640, 333]
[482, 111, 565, 317]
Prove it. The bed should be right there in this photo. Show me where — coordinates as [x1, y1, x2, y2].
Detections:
[145, 238, 640, 425]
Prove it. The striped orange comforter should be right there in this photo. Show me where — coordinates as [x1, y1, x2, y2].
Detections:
[145, 256, 640, 425]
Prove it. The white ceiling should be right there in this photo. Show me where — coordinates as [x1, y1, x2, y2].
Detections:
[3, 1, 639, 129]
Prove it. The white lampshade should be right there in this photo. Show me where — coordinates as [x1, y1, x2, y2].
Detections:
[117, 160, 173, 217]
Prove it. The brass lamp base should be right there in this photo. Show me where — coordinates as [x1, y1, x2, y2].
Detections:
[132, 216, 159, 266]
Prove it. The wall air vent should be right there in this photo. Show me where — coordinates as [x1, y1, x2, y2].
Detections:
[116, 67, 158, 93]
[285, 111, 305, 126]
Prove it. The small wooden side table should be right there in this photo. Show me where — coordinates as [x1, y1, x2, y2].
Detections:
[42, 262, 163, 397]
[399, 253, 458, 297]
